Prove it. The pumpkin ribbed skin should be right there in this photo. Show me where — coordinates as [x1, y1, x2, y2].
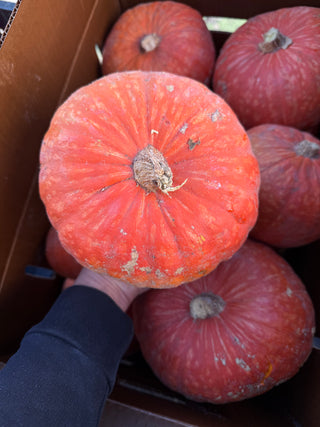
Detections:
[39, 71, 259, 288]
[213, 7, 320, 130]
[248, 124, 320, 248]
[132, 239, 315, 403]
[102, 1, 215, 85]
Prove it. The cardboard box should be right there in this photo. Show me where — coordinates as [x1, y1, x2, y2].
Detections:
[0, 0, 319, 425]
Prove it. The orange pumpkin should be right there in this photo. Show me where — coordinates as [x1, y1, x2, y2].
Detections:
[39, 71, 260, 288]
[102, 1, 215, 85]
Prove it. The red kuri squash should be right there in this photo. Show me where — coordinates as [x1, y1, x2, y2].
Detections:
[248, 124, 320, 248]
[45, 226, 82, 279]
[132, 239, 315, 403]
[102, 1, 215, 85]
[213, 7, 320, 131]
[39, 71, 259, 288]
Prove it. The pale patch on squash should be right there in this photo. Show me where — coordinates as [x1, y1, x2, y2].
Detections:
[208, 180, 222, 190]
[155, 269, 165, 278]
[121, 247, 139, 275]
[140, 266, 152, 273]
[175, 267, 184, 275]
[166, 85, 174, 92]
[233, 336, 246, 350]
[211, 109, 224, 122]
[179, 123, 188, 134]
[235, 358, 251, 372]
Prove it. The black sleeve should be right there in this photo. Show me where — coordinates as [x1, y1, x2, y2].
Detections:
[0, 285, 134, 427]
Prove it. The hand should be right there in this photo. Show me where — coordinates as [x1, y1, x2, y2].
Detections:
[72, 268, 148, 312]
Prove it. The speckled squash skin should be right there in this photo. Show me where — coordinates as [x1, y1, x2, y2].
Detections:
[102, 1, 215, 85]
[213, 7, 320, 131]
[248, 124, 320, 248]
[39, 71, 259, 288]
[132, 239, 315, 403]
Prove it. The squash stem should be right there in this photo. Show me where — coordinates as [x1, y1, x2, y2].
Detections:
[133, 144, 187, 195]
[294, 140, 320, 158]
[140, 33, 161, 53]
[190, 292, 226, 320]
[258, 27, 292, 54]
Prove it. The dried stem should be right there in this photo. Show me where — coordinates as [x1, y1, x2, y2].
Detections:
[133, 144, 187, 195]
[140, 33, 161, 53]
[190, 293, 226, 320]
[294, 140, 320, 158]
[258, 27, 293, 54]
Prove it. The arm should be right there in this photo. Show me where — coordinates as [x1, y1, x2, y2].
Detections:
[0, 269, 145, 427]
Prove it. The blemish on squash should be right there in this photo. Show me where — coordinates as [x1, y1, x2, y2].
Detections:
[155, 269, 165, 278]
[233, 336, 246, 350]
[120, 229, 127, 235]
[140, 266, 152, 273]
[208, 180, 221, 190]
[121, 247, 139, 275]
[211, 109, 224, 122]
[179, 123, 188, 134]
[235, 358, 251, 372]
[151, 129, 159, 135]
[187, 138, 201, 150]
[260, 363, 273, 385]
[99, 186, 108, 192]
[198, 270, 207, 276]
[166, 85, 174, 92]
[227, 391, 240, 399]
[175, 267, 184, 275]
[286, 287, 293, 297]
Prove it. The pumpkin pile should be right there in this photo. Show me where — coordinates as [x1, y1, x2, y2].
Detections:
[39, 1, 318, 406]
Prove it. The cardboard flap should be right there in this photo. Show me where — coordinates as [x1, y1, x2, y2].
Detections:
[0, 0, 120, 352]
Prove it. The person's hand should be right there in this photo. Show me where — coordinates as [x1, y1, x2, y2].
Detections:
[72, 268, 148, 312]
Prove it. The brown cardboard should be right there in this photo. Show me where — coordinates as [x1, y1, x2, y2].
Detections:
[0, 0, 121, 353]
[0, 0, 319, 424]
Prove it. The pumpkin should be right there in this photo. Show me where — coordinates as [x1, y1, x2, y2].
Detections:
[45, 226, 82, 279]
[39, 71, 260, 288]
[132, 239, 315, 404]
[62, 278, 76, 290]
[213, 6, 320, 131]
[248, 124, 320, 248]
[101, 1, 215, 85]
